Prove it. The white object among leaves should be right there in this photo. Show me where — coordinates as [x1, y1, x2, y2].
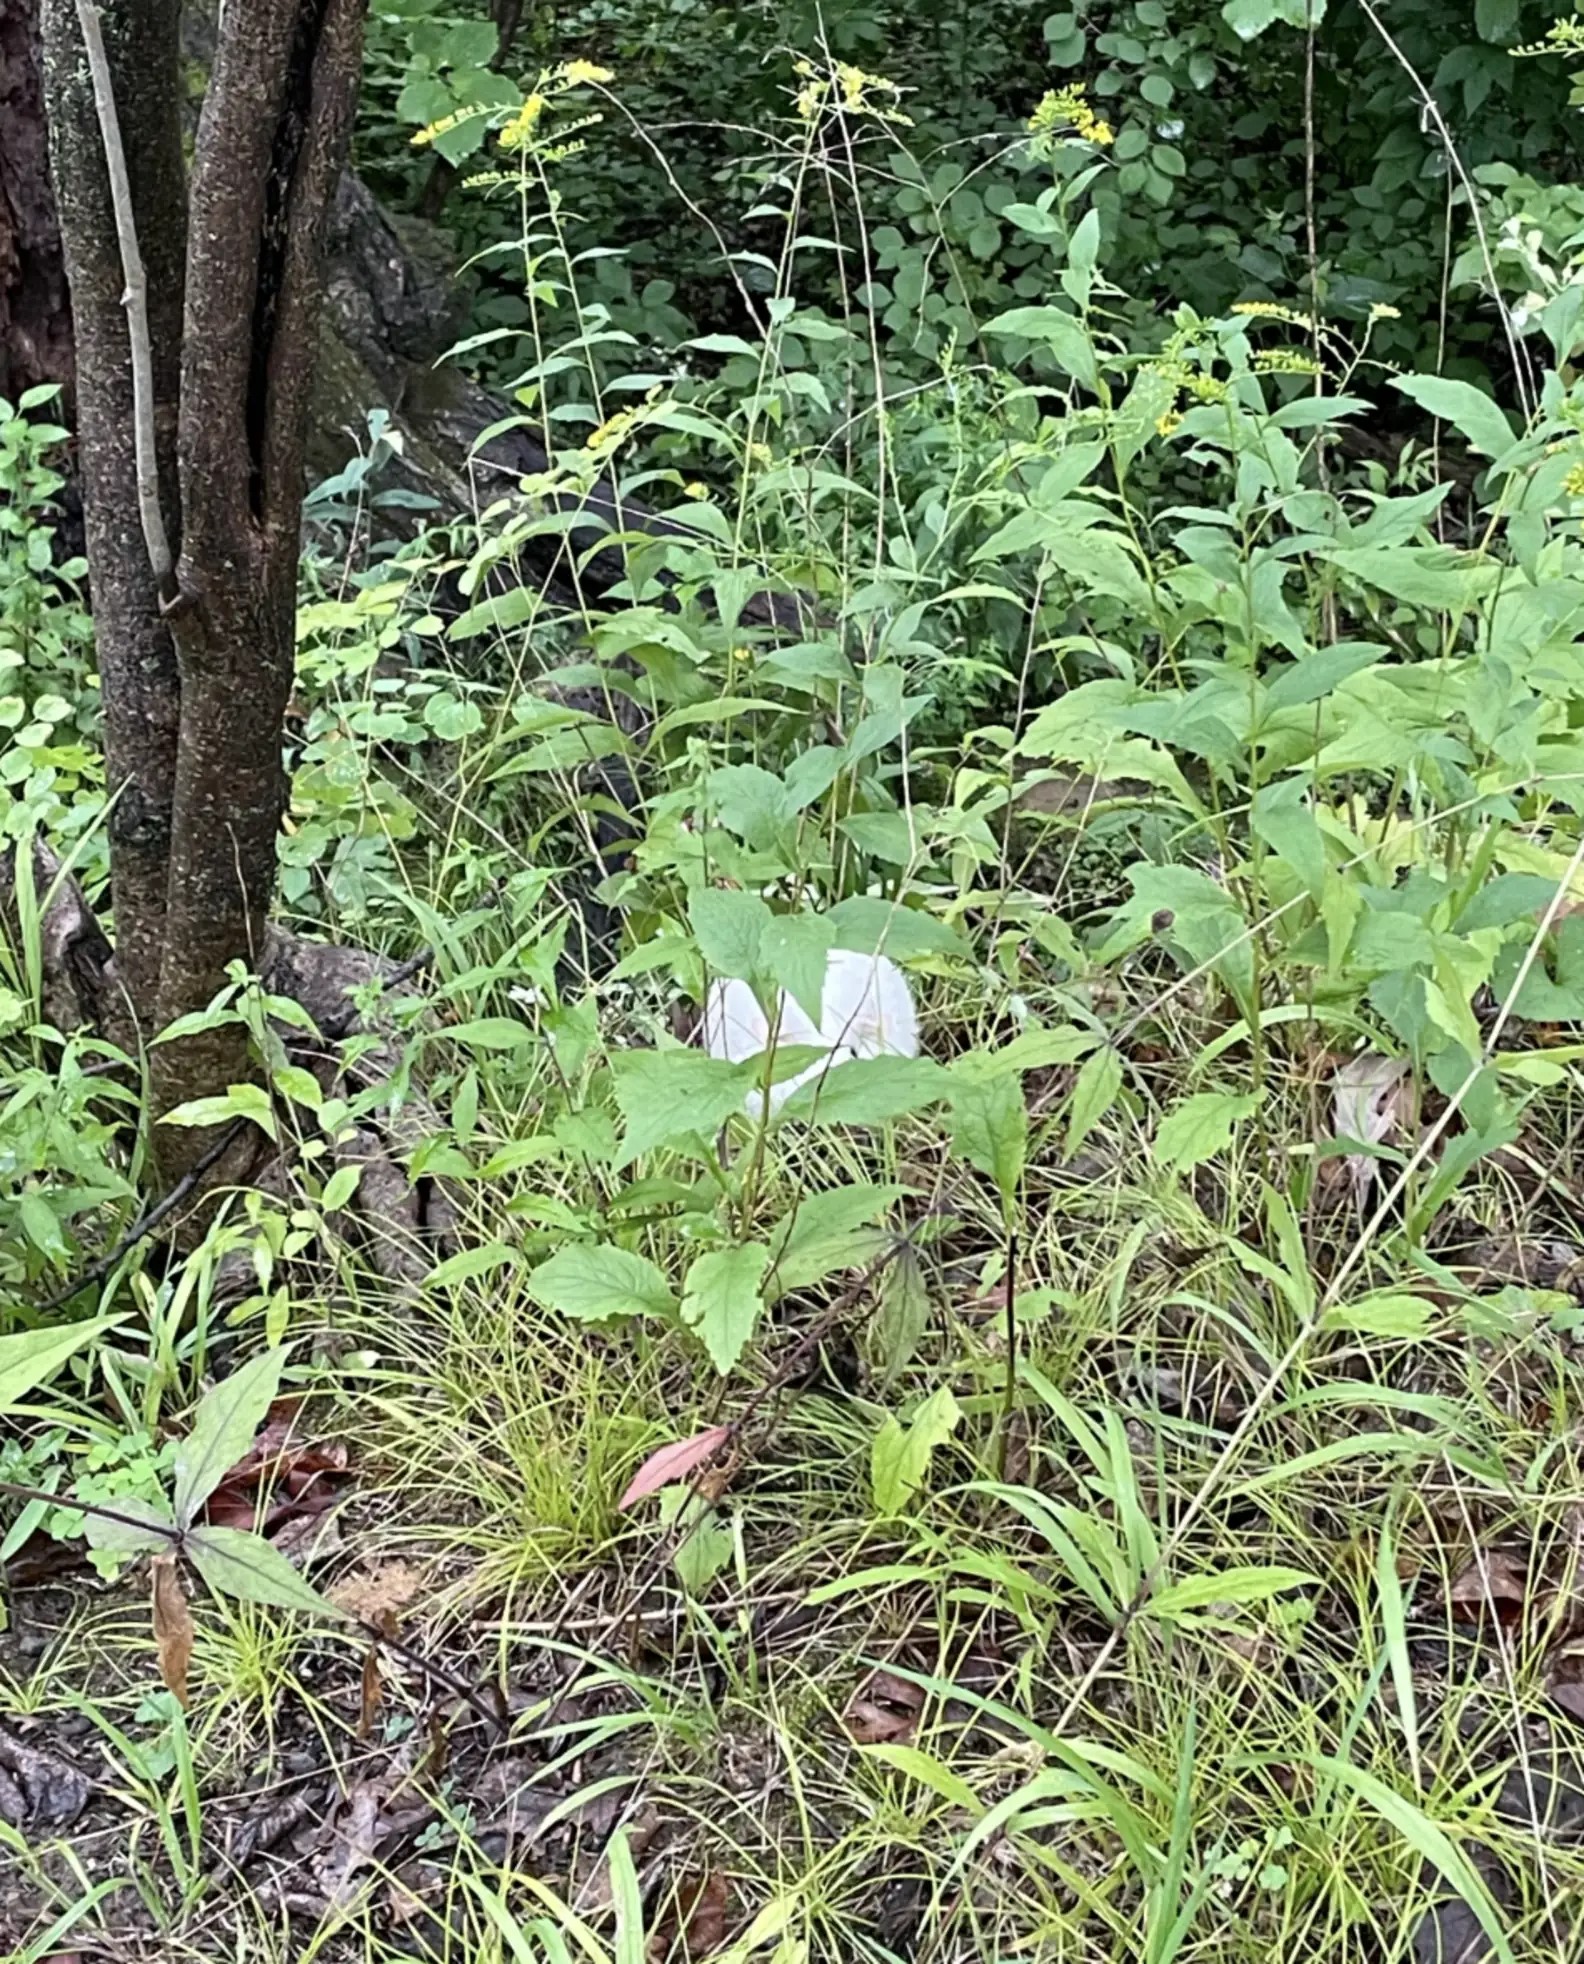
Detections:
[702, 949, 920, 1115]
[1332, 1051, 1409, 1207]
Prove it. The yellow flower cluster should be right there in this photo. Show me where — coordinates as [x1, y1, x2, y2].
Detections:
[1231, 300, 1318, 332]
[793, 58, 910, 124]
[1027, 85, 1114, 156]
[497, 94, 546, 151]
[1565, 461, 1584, 497]
[1252, 348, 1325, 376]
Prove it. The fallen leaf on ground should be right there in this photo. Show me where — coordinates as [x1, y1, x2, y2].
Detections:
[203, 1399, 352, 1534]
[649, 1870, 732, 1960]
[1446, 1550, 1529, 1625]
[1332, 1051, 1409, 1207]
[0, 1723, 92, 1830]
[152, 1553, 195, 1709]
[328, 1559, 424, 1624]
[843, 1668, 924, 1746]
[620, 1425, 733, 1509]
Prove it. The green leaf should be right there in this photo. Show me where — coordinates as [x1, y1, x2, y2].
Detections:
[18, 1190, 69, 1263]
[875, 1241, 932, 1384]
[1252, 778, 1327, 894]
[445, 1018, 537, 1051]
[872, 1386, 962, 1513]
[611, 1049, 756, 1165]
[681, 1242, 770, 1374]
[689, 887, 771, 979]
[172, 1348, 290, 1529]
[827, 896, 967, 962]
[1154, 1091, 1260, 1173]
[982, 306, 1098, 389]
[769, 1184, 905, 1294]
[159, 1082, 275, 1139]
[761, 913, 835, 1025]
[0, 1317, 121, 1416]
[185, 1525, 339, 1616]
[778, 1055, 948, 1126]
[864, 1742, 981, 1812]
[1262, 642, 1384, 711]
[81, 1494, 176, 1559]
[1390, 375, 1515, 460]
[1067, 1047, 1121, 1155]
[948, 1064, 1028, 1201]
[425, 1241, 519, 1287]
[527, 1243, 677, 1323]
[1150, 1565, 1315, 1617]
[1222, 0, 1275, 36]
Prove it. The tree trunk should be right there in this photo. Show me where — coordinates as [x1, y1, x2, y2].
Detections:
[39, 0, 186, 1029]
[0, 0, 70, 403]
[38, 0, 368, 1187]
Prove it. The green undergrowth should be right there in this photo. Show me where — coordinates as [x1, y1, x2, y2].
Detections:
[10, 48, 1584, 1964]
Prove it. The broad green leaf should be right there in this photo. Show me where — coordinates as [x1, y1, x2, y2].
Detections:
[0, 1317, 121, 1416]
[1320, 1294, 1433, 1339]
[1067, 1046, 1121, 1155]
[872, 1385, 962, 1513]
[768, 1184, 905, 1294]
[611, 1049, 756, 1164]
[185, 1525, 338, 1616]
[689, 887, 772, 979]
[81, 1494, 175, 1559]
[1390, 375, 1515, 460]
[159, 1082, 275, 1139]
[445, 1018, 537, 1051]
[527, 1243, 677, 1323]
[681, 1242, 770, 1374]
[779, 1055, 947, 1126]
[864, 1743, 981, 1812]
[1154, 1091, 1260, 1173]
[172, 1348, 289, 1529]
[982, 306, 1098, 389]
[762, 913, 835, 1024]
[1251, 778, 1327, 894]
[1262, 642, 1384, 711]
[1323, 545, 1499, 612]
[826, 896, 967, 962]
[948, 1064, 1027, 1201]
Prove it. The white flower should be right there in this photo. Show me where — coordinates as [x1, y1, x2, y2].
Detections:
[702, 949, 920, 1116]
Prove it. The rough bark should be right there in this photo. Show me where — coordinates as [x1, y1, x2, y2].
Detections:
[148, 0, 366, 1172]
[0, 0, 70, 402]
[38, 0, 185, 1027]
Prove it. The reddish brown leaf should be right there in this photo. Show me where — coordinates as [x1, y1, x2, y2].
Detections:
[152, 1554, 194, 1710]
[620, 1426, 733, 1510]
[358, 1645, 383, 1742]
[648, 1871, 732, 1961]
[202, 1399, 352, 1534]
[842, 1668, 924, 1746]
[1446, 1549, 1529, 1625]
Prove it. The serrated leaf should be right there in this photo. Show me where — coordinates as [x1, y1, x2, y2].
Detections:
[681, 1242, 769, 1374]
[689, 887, 771, 980]
[948, 1064, 1028, 1201]
[826, 896, 967, 962]
[527, 1243, 676, 1322]
[872, 1385, 962, 1513]
[779, 1055, 947, 1126]
[761, 913, 835, 1024]
[185, 1525, 339, 1616]
[1154, 1091, 1260, 1173]
[0, 1316, 121, 1416]
[172, 1348, 289, 1530]
[768, 1184, 905, 1294]
[612, 1049, 757, 1164]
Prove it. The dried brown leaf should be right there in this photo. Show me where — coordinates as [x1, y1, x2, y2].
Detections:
[152, 1553, 195, 1709]
[328, 1559, 424, 1624]
[649, 1870, 732, 1961]
[1446, 1549, 1529, 1625]
[842, 1668, 924, 1746]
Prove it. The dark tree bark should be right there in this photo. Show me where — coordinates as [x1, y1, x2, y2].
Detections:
[39, 0, 185, 1026]
[0, 0, 70, 402]
[38, 0, 368, 1185]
